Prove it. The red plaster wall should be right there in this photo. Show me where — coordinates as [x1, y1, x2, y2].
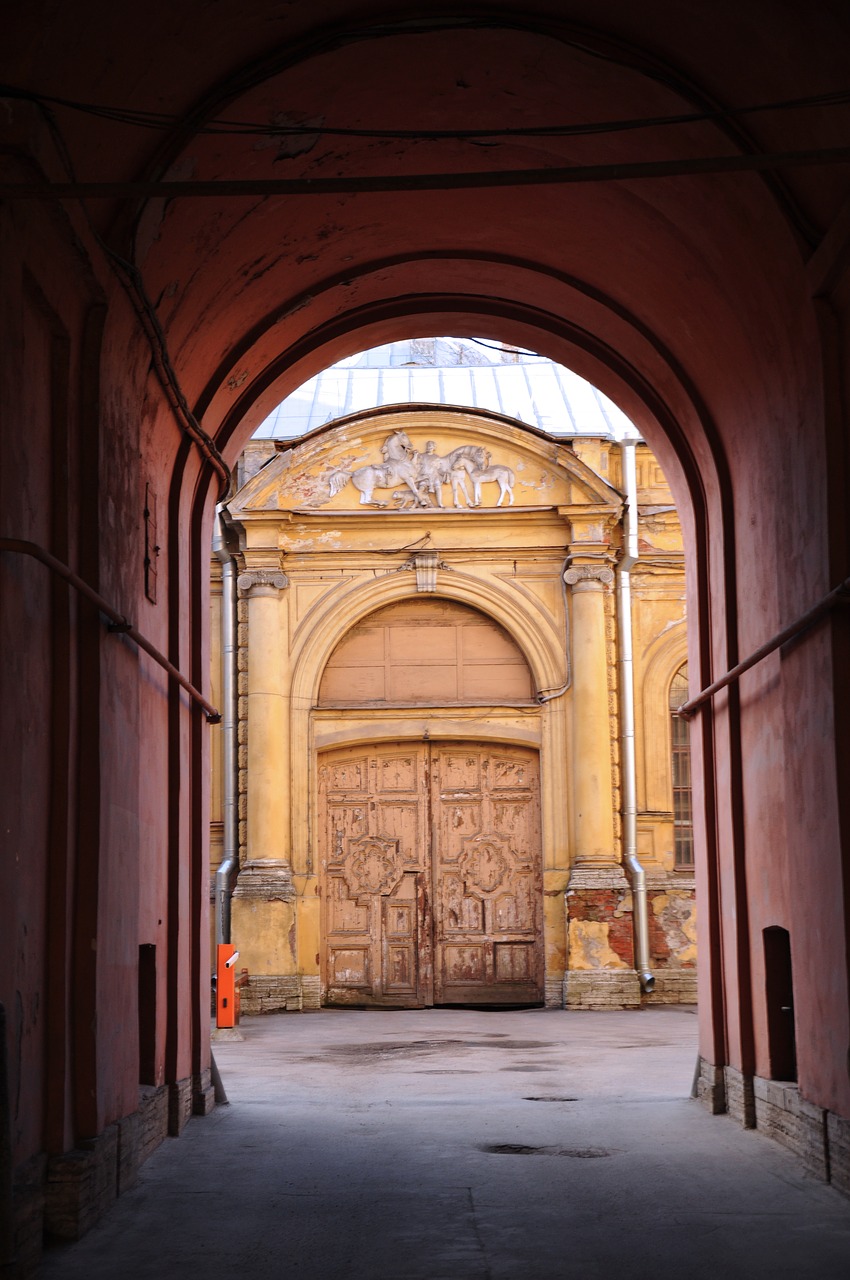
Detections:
[2, 2, 850, 1212]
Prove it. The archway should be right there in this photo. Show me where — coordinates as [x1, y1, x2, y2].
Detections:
[5, 6, 850, 1253]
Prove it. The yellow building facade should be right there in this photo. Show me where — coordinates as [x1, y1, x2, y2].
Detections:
[210, 406, 694, 1012]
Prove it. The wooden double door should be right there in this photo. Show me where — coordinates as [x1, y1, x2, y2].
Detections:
[318, 740, 543, 1007]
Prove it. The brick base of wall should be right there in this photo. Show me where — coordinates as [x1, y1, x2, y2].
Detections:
[698, 1060, 850, 1199]
[239, 973, 322, 1014]
[168, 1076, 193, 1136]
[564, 968, 641, 1009]
[754, 1078, 829, 1178]
[827, 1111, 850, 1195]
[644, 969, 698, 1004]
[696, 1058, 726, 1114]
[544, 975, 565, 1008]
[724, 1064, 756, 1128]
[193, 1068, 215, 1117]
[12, 1079, 195, 1271]
[7, 1152, 46, 1276]
[138, 1084, 169, 1164]
[44, 1125, 119, 1241]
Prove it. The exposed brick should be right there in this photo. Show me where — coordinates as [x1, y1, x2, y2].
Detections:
[117, 1111, 142, 1195]
[754, 1078, 829, 1180]
[724, 1065, 755, 1128]
[45, 1126, 118, 1241]
[168, 1077, 193, 1136]
[193, 1069, 215, 1116]
[697, 1059, 726, 1114]
[10, 1151, 46, 1275]
[826, 1111, 850, 1195]
[545, 975, 565, 1008]
[565, 969, 640, 1009]
[138, 1085, 169, 1165]
[644, 969, 697, 1004]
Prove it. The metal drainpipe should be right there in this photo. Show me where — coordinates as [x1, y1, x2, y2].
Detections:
[212, 508, 238, 946]
[618, 440, 655, 994]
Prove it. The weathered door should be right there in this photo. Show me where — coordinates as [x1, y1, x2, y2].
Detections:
[319, 744, 432, 1007]
[318, 741, 542, 1007]
[430, 744, 543, 1005]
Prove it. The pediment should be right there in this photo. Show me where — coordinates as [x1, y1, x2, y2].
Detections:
[229, 407, 623, 516]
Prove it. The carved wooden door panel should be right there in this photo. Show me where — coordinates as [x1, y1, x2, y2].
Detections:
[319, 744, 432, 1007]
[318, 741, 542, 1007]
[431, 744, 543, 1005]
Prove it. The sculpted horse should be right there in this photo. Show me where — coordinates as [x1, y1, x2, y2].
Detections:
[469, 454, 515, 506]
[418, 444, 488, 507]
[327, 431, 427, 507]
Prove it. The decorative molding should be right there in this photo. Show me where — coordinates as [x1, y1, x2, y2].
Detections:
[566, 866, 629, 891]
[325, 431, 515, 510]
[232, 860, 295, 901]
[458, 835, 512, 895]
[397, 548, 451, 592]
[341, 835, 405, 898]
[237, 568, 289, 596]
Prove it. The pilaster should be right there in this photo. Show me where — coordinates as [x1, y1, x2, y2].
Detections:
[238, 565, 290, 865]
[564, 561, 617, 868]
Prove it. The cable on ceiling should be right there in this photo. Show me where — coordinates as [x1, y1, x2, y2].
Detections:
[2, 82, 850, 142]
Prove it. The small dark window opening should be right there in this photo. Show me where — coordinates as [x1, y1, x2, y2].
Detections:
[138, 943, 157, 1085]
[669, 664, 694, 869]
[764, 926, 797, 1081]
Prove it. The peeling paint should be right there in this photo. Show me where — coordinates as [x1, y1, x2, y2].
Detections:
[568, 920, 629, 971]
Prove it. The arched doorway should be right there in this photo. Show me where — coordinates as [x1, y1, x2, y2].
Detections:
[316, 599, 543, 1007]
[319, 739, 543, 1007]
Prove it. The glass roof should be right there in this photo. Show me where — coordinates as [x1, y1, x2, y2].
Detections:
[253, 338, 640, 441]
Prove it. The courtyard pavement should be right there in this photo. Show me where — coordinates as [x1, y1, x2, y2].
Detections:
[39, 1007, 850, 1279]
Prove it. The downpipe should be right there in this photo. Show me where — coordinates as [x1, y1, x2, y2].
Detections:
[213, 508, 238, 946]
[618, 441, 655, 995]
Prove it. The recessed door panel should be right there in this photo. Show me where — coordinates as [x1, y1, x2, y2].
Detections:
[318, 741, 542, 1007]
[431, 744, 543, 1005]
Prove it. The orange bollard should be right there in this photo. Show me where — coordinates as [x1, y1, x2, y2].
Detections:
[216, 943, 239, 1028]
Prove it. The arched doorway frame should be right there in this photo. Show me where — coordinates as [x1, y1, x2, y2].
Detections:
[288, 573, 569, 889]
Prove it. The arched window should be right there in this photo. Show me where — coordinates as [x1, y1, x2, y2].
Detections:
[669, 664, 694, 869]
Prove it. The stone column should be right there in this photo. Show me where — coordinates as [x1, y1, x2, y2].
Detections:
[231, 566, 302, 1011]
[563, 560, 639, 1009]
[564, 563, 617, 868]
[238, 567, 290, 865]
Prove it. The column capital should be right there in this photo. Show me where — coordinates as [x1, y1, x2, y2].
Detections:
[564, 564, 615, 589]
[237, 568, 289, 596]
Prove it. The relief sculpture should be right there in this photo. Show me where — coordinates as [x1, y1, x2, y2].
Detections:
[326, 431, 515, 509]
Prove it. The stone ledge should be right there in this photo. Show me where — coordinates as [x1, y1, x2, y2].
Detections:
[566, 866, 629, 891]
[232, 859, 295, 901]
[564, 968, 640, 1009]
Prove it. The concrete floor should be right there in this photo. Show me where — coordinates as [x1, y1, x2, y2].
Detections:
[40, 1007, 850, 1279]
